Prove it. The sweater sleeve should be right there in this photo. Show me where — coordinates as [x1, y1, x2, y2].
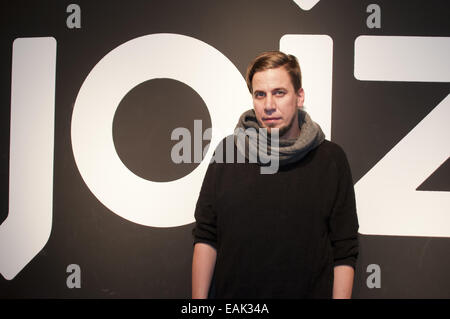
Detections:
[192, 160, 218, 250]
[328, 147, 359, 269]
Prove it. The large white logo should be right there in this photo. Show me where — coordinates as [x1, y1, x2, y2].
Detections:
[280, 34, 333, 139]
[354, 36, 450, 237]
[292, 0, 321, 11]
[0, 38, 56, 280]
[71, 33, 250, 228]
[1, 32, 449, 280]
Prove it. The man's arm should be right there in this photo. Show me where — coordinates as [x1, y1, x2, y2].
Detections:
[332, 265, 354, 299]
[192, 243, 217, 299]
[329, 145, 359, 299]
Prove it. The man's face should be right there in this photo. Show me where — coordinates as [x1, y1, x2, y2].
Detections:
[252, 67, 304, 139]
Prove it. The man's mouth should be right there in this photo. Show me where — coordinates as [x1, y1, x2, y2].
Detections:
[263, 117, 281, 123]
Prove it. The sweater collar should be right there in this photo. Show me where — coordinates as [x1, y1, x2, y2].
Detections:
[234, 108, 325, 166]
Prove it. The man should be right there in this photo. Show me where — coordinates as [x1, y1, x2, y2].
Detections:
[192, 51, 359, 299]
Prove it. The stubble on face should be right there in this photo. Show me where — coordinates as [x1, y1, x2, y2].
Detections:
[257, 109, 299, 139]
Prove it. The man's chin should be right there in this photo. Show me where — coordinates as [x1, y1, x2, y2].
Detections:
[256, 120, 287, 136]
[261, 123, 280, 130]
[263, 126, 278, 133]
[265, 126, 284, 137]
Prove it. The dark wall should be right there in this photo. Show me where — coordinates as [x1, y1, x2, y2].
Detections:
[0, 0, 449, 298]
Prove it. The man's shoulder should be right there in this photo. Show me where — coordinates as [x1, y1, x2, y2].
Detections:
[313, 139, 351, 171]
[316, 139, 347, 157]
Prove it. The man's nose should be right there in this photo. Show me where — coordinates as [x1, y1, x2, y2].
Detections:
[264, 94, 276, 112]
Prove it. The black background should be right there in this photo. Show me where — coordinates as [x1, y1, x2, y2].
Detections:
[1, 0, 449, 298]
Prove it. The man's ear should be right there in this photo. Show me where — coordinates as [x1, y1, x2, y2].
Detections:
[296, 88, 305, 108]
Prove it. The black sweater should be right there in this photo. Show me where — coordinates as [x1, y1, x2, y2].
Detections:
[193, 139, 359, 298]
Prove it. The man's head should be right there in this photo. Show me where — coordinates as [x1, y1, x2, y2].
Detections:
[246, 51, 302, 94]
[246, 51, 304, 139]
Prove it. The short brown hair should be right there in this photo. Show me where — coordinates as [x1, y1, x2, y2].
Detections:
[245, 51, 302, 94]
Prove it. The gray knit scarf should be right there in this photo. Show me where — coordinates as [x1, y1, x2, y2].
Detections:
[234, 108, 325, 167]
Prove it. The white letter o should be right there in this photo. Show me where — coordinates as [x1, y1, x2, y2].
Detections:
[71, 33, 250, 227]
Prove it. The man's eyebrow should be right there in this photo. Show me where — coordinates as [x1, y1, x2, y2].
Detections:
[253, 90, 265, 94]
[254, 87, 287, 92]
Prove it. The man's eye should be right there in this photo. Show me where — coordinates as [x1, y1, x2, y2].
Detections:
[275, 90, 286, 96]
[254, 92, 265, 98]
